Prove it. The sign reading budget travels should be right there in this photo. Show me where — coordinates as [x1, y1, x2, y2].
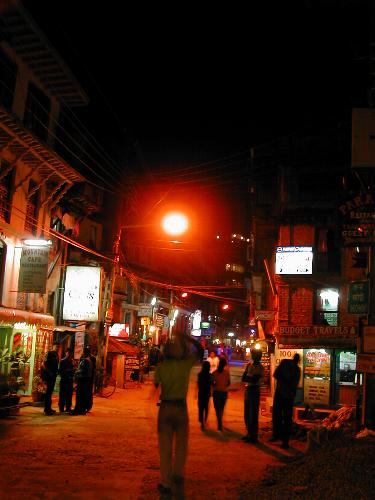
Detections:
[275, 246, 313, 275]
[63, 266, 101, 321]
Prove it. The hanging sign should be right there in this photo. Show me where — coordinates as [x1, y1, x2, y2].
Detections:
[348, 281, 369, 315]
[63, 266, 101, 321]
[18, 245, 50, 293]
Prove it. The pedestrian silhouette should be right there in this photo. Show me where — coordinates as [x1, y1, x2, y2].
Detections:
[154, 332, 203, 496]
[58, 347, 75, 413]
[270, 353, 301, 449]
[41, 342, 59, 416]
[70, 346, 92, 415]
[197, 360, 211, 430]
[212, 357, 230, 432]
[241, 348, 264, 443]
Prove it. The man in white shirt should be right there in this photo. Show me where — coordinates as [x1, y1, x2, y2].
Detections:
[207, 351, 219, 374]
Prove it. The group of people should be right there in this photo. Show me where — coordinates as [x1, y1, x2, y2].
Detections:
[153, 334, 301, 496]
[241, 349, 300, 449]
[197, 351, 230, 431]
[41, 343, 96, 416]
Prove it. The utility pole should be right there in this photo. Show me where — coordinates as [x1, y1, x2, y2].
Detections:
[97, 227, 122, 388]
[169, 288, 174, 339]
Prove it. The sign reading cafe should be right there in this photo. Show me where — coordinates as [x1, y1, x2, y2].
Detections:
[63, 266, 101, 321]
[18, 245, 50, 294]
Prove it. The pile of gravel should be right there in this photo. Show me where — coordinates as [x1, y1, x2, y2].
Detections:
[238, 434, 375, 499]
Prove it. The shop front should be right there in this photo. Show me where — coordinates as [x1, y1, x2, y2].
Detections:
[277, 325, 358, 408]
[0, 307, 54, 396]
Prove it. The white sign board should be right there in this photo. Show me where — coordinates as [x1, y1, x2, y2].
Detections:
[255, 310, 276, 320]
[275, 246, 313, 275]
[63, 266, 101, 321]
[137, 305, 153, 317]
[304, 378, 330, 406]
[18, 245, 50, 293]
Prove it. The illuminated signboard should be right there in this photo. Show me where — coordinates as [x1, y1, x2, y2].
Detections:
[109, 323, 129, 337]
[275, 246, 313, 275]
[63, 266, 101, 321]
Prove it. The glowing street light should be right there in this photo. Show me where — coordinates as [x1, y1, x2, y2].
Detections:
[161, 212, 189, 236]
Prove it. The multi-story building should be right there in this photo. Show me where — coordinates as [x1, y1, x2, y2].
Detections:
[0, 3, 105, 398]
[248, 127, 368, 411]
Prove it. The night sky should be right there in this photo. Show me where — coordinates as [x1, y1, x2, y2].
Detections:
[21, 0, 370, 233]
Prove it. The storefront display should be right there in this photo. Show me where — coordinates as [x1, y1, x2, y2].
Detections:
[0, 322, 52, 396]
[303, 349, 331, 406]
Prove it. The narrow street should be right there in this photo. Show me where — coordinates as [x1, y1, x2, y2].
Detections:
[0, 364, 306, 500]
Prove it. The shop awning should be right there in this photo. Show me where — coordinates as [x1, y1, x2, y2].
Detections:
[54, 325, 83, 333]
[0, 306, 54, 328]
[107, 337, 138, 355]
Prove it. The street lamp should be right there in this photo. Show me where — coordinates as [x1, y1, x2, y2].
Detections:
[161, 212, 189, 236]
[98, 212, 190, 384]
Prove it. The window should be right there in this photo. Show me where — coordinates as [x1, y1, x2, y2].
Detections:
[337, 351, 357, 385]
[315, 288, 338, 325]
[0, 48, 17, 111]
[225, 263, 245, 273]
[24, 180, 39, 235]
[0, 160, 13, 223]
[23, 82, 50, 142]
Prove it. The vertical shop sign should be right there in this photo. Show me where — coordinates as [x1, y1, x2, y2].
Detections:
[348, 281, 369, 315]
[74, 331, 85, 360]
[18, 245, 50, 293]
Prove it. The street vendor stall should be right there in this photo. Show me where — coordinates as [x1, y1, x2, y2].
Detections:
[106, 338, 139, 388]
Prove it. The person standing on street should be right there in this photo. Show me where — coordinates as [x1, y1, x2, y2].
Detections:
[41, 342, 59, 416]
[86, 346, 96, 412]
[154, 332, 203, 496]
[58, 347, 75, 413]
[206, 350, 219, 374]
[270, 353, 301, 449]
[211, 357, 231, 432]
[197, 360, 212, 430]
[70, 346, 92, 415]
[241, 348, 265, 443]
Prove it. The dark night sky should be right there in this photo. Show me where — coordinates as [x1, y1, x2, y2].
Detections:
[21, 0, 370, 233]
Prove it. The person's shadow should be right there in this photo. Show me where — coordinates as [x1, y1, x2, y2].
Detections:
[202, 426, 243, 441]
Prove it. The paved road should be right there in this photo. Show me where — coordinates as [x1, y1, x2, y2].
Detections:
[0, 364, 305, 499]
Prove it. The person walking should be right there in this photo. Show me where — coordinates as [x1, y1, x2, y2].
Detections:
[212, 357, 231, 432]
[241, 348, 265, 443]
[153, 332, 203, 496]
[197, 360, 211, 430]
[86, 346, 96, 412]
[70, 346, 92, 415]
[270, 353, 301, 449]
[41, 342, 59, 416]
[206, 350, 219, 374]
[58, 347, 75, 413]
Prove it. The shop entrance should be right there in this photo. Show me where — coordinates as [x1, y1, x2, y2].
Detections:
[303, 348, 331, 406]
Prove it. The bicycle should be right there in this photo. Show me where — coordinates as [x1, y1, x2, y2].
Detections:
[94, 369, 117, 398]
